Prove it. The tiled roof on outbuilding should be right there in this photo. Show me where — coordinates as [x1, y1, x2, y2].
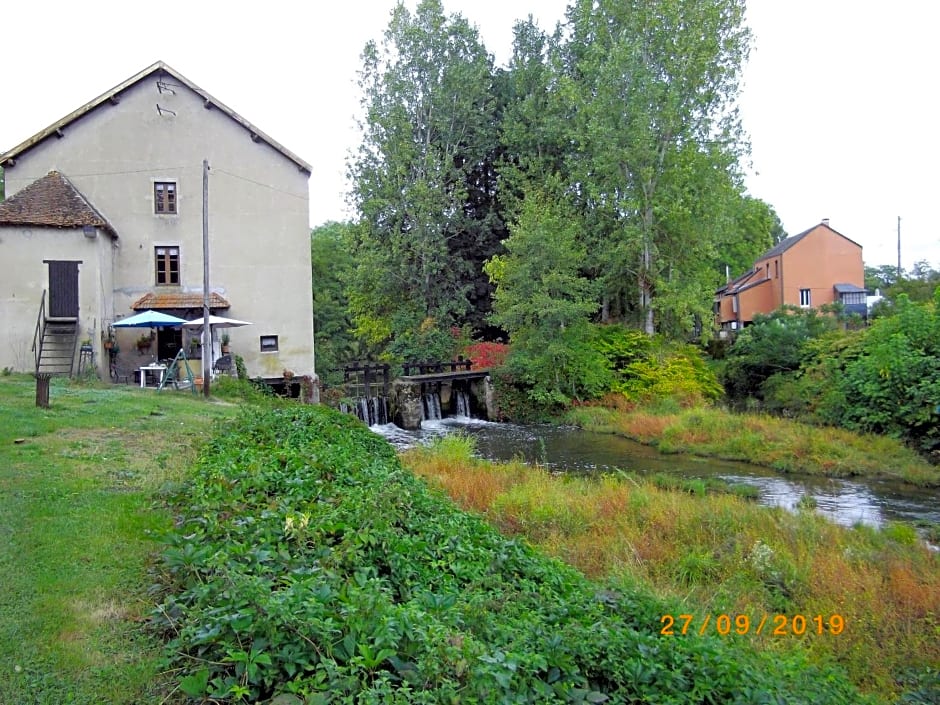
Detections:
[0, 171, 116, 236]
[131, 292, 230, 310]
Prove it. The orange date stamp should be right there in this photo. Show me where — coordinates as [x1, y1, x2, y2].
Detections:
[660, 614, 845, 636]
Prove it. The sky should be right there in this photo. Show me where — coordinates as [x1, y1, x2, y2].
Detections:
[1, 0, 937, 271]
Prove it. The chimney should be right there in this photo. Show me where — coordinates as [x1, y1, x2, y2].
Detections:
[821, 218, 830, 226]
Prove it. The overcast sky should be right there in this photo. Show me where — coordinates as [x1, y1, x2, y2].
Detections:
[2, 0, 937, 271]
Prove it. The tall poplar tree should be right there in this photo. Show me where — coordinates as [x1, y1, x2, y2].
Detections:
[565, 0, 752, 334]
[348, 0, 501, 351]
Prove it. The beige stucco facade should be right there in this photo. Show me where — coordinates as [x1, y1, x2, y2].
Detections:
[0, 224, 113, 372]
[1, 63, 314, 382]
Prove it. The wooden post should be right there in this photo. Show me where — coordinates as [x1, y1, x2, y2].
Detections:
[35, 373, 52, 408]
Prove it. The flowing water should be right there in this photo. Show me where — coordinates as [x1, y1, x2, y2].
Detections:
[372, 415, 940, 533]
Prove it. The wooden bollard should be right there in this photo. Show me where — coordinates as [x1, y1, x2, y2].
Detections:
[35, 373, 53, 408]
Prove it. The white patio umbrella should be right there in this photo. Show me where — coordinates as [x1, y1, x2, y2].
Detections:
[183, 315, 253, 372]
[182, 315, 252, 329]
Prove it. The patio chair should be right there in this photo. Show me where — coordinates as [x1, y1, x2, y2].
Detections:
[109, 359, 138, 385]
[213, 354, 233, 377]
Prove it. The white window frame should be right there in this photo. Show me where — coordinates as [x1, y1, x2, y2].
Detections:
[799, 288, 811, 308]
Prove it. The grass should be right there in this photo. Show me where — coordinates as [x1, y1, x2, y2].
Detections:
[0, 374, 239, 704]
[565, 401, 940, 486]
[402, 434, 940, 702]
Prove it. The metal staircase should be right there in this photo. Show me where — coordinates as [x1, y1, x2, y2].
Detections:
[32, 292, 80, 377]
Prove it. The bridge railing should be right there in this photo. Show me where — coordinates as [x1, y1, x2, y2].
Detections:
[402, 357, 472, 375]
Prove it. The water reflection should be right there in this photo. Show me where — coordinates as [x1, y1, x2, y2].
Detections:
[372, 416, 940, 531]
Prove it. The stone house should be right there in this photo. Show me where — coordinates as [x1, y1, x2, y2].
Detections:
[0, 61, 314, 386]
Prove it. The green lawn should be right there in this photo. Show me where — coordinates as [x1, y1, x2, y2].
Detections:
[0, 374, 238, 704]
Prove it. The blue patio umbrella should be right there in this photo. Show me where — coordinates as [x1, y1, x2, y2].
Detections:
[111, 310, 187, 327]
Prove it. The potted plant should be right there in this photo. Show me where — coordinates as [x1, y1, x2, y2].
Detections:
[136, 332, 154, 353]
[220, 332, 230, 354]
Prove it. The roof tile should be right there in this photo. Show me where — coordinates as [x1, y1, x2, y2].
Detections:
[0, 171, 116, 235]
[132, 292, 230, 310]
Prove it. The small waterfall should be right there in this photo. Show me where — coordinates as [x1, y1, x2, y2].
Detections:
[358, 397, 370, 424]
[342, 396, 389, 426]
[455, 389, 470, 417]
[422, 392, 442, 420]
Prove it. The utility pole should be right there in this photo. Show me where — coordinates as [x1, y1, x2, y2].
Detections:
[202, 159, 211, 398]
[897, 216, 902, 283]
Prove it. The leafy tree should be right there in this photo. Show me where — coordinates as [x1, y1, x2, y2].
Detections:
[828, 292, 940, 451]
[721, 306, 838, 402]
[310, 221, 358, 386]
[864, 263, 902, 290]
[564, 0, 752, 335]
[888, 260, 940, 303]
[348, 0, 502, 352]
[485, 183, 605, 404]
[718, 196, 785, 280]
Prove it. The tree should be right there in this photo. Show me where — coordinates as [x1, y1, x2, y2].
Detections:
[721, 306, 838, 402]
[310, 221, 359, 385]
[864, 263, 902, 290]
[485, 183, 606, 403]
[348, 0, 502, 352]
[564, 0, 752, 335]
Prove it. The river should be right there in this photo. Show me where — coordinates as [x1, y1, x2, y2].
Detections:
[372, 415, 940, 533]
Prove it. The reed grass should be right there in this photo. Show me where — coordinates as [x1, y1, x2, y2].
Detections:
[565, 403, 940, 486]
[402, 436, 940, 701]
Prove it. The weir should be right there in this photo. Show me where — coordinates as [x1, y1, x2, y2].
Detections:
[392, 367, 493, 430]
[338, 359, 494, 429]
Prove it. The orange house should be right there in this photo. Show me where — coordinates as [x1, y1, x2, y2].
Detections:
[715, 220, 866, 330]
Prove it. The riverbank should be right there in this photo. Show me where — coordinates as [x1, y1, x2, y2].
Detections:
[402, 435, 940, 702]
[157, 402, 871, 703]
[565, 401, 940, 487]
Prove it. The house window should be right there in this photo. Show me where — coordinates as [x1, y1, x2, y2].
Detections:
[799, 288, 811, 308]
[154, 181, 177, 214]
[260, 335, 279, 352]
[155, 246, 180, 285]
[842, 292, 866, 305]
[774, 260, 779, 279]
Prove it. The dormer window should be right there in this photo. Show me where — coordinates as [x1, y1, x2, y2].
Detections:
[154, 181, 177, 214]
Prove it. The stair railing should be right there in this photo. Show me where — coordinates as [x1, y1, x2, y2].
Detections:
[31, 290, 47, 374]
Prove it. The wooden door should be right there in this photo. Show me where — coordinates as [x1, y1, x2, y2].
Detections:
[45, 260, 80, 318]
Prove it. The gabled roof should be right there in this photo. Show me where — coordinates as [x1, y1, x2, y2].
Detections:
[716, 267, 765, 296]
[0, 61, 311, 174]
[132, 292, 230, 310]
[0, 170, 116, 236]
[757, 221, 862, 261]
